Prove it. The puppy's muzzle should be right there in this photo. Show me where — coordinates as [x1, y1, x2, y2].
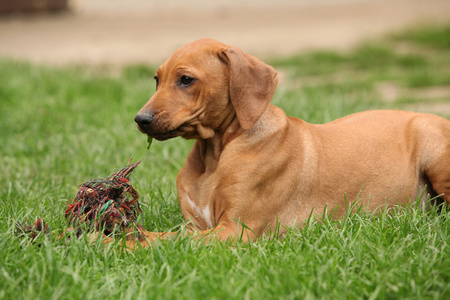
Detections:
[134, 112, 183, 140]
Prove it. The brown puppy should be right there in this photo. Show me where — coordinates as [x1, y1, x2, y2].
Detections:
[132, 38, 450, 246]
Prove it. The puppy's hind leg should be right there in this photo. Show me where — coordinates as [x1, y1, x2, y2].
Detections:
[419, 116, 450, 208]
[425, 155, 450, 208]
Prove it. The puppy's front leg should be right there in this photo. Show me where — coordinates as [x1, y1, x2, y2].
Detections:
[111, 221, 255, 249]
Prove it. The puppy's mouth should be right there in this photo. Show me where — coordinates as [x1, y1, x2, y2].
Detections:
[136, 109, 203, 141]
[140, 124, 187, 141]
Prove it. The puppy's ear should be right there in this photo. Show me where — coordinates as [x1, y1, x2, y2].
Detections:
[222, 47, 279, 130]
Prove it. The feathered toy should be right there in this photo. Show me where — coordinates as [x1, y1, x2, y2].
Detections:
[16, 161, 145, 242]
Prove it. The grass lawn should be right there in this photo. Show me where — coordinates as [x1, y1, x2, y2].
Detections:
[1, 25, 450, 299]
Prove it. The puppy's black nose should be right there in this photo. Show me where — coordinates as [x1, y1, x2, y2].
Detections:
[134, 113, 154, 130]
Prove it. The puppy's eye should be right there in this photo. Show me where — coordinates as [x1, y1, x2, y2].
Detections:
[180, 75, 195, 86]
[154, 76, 159, 89]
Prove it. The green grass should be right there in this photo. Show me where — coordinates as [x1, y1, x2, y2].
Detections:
[391, 25, 450, 50]
[1, 24, 450, 299]
[271, 24, 450, 102]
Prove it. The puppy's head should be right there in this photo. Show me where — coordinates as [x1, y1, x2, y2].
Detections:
[135, 38, 278, 141]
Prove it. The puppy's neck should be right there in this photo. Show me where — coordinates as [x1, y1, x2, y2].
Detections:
[198, 113, 242, 173]
[197, 105, 287, 173]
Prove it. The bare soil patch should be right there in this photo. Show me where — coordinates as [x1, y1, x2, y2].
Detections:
[0, 0, 449, 65]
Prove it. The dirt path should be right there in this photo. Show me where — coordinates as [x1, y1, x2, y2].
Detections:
[0, 0, 449, 66]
